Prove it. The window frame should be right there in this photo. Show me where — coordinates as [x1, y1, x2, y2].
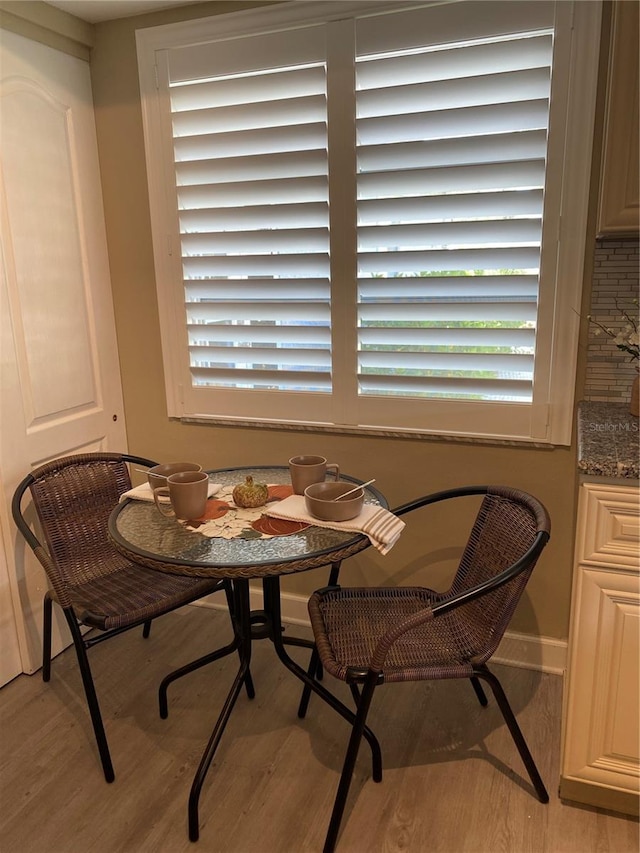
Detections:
[136, 0, 602, 445]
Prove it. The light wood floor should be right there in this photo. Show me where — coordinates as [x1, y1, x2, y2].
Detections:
[1, 605, 637, 853]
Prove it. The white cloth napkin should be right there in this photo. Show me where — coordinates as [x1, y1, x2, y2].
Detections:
[265, 495, 405, 555]
[120, 482, 222, 503]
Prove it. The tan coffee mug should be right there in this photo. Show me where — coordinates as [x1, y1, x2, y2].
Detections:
[288, 455, 340, 495]
[148, 461, 202, 492]
[153, 470, 209, 520]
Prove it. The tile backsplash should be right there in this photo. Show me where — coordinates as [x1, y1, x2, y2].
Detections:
[583, 236, 639, 403]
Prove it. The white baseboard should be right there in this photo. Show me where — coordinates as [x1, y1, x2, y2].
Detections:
[492, 629, 566, 675]
[196, 589, 567, 676]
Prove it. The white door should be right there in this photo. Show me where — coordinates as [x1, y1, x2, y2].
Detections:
[0, 29, 128, 680]
[0, 515, 22, 686]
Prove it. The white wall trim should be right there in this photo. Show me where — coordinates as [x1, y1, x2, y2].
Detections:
[194, 590, 567, 676]
[136, 0, 601, 446]
[493, 628, 566, 676]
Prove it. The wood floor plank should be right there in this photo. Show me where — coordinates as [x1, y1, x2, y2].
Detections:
[0, 606, 637, 853]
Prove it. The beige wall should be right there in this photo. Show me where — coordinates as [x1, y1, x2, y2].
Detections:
[84, 1, 603, 641]
[0, 0, 94, 59]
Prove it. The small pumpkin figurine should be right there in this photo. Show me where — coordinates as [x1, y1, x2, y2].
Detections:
[232, 475, 269, 508]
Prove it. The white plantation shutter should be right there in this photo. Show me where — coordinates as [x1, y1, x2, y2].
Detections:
[355, 31, 552, 402]
[168, 37, 331, 394]
[138, 0, 600, 443]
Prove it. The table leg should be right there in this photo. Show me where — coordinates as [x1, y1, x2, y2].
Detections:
[158, 581, 257, 719]
[188, 579, 253, 843]
[263, 577, 382, 782]
[279, 559, 342, 675]
[158, 639, 240, 719]
[273, 559, 341, 714]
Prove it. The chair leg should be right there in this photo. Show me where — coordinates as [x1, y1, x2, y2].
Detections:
[64, 610, 115, 784]
[349, 684, 361, 706]
[42, 592, 53, 682]
[475, 665, 548, 803]
[323, 674, 378, 853]
[142, 620, 152, 639]
[470, 675, 488, 706]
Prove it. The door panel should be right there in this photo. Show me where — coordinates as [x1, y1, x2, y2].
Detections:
[2, 79, 96, 418]
[0, 29, 128, 680]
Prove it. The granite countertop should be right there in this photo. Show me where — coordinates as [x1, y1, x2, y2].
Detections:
[577, 401, 639, 479]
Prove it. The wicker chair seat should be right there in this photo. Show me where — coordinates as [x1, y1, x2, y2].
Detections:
[67, 559, 221, 631]
[309, 585, 495, 682]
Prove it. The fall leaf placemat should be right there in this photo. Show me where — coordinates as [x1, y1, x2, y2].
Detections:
[182, 484, 309, 539]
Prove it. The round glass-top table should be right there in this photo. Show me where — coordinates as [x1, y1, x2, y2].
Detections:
[108, 466, 386, 843]
[109, 466, 388, 579]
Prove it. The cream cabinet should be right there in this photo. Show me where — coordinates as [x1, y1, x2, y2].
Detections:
[597, 0, 640, 235]
[560, 482, 640, 815]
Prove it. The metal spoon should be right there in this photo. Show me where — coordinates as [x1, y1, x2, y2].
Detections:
[333, 479, 376, 501]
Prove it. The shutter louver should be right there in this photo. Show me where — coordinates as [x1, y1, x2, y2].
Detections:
[355, 32, 553, 402]
[170, 60, 330, 392]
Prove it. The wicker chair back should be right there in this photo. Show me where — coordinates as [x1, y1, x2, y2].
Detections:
[27, 453, 137, 604]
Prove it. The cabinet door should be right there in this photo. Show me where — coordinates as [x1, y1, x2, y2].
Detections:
[561, 484, 640, 815]
[597, 0, 640, 234]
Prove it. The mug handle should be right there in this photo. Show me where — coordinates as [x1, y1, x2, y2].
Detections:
[326, 463, 340, 481]
[153, 486, 175, 517]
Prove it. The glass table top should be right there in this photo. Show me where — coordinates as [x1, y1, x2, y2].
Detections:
[109, 466, 387, 573]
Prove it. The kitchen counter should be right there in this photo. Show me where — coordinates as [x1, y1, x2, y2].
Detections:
[577, 401, 639, 479]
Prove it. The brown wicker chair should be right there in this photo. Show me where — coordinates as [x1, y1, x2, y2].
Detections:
[11, 452, 232, 783]
[301, 485, 551, 853]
